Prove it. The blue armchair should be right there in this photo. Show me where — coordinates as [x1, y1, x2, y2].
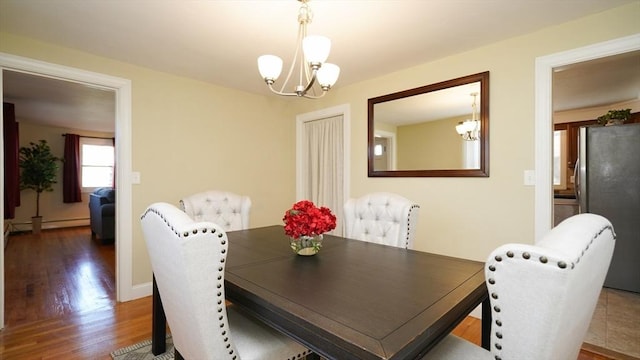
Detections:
[89, 187, 115, 244]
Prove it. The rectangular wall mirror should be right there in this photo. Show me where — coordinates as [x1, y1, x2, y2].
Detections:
[368, 71, 490, 177]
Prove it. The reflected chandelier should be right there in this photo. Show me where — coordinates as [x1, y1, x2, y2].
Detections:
[456, 92, 480, 141]
[257, 0, 340, 99]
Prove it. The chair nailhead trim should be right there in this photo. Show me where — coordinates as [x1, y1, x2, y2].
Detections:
[141, 206, 326, 360]
[481, 223, 616, 358]
[405, 204, 420, 248]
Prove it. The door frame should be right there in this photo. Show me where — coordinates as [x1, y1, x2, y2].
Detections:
[534, 33, 640, 241]
[0, 52, 134, 328]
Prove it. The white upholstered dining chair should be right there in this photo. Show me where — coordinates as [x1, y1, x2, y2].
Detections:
[423, 213, 616, 360]
[141, 202, 311, 360]
[343, 192, 420, 249]
[179, 190, 251, 231]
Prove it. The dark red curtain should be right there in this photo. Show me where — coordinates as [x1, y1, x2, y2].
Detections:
[3, 102, 20, 219]
[63, 133, 83, 203]
[112, 137, 116, 188]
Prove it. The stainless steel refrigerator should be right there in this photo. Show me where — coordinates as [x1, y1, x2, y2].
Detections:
[577, 123, 640, 293]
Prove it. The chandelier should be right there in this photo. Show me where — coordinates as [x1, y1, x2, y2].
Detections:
[456, 92, 480, 141]
[257, 0, 340, 99]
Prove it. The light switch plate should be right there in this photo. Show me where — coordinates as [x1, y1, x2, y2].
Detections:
[132, 171, 141, 184]
[524, 170, 535, 186]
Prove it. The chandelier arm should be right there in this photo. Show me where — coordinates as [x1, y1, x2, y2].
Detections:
[302, 91, 328, 99]
[277, 22, 305, 94]
[296, 69, 319, 96]
[266, 83, 305, 97]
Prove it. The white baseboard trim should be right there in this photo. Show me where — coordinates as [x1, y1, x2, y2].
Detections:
[469, 304, 482, 319]
[126, 281, 153, 301]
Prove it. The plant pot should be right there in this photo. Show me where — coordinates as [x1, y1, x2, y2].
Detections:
[605, 118, 625, 126]
[289, 234, 323, 256]
[31, 216, 42, 234]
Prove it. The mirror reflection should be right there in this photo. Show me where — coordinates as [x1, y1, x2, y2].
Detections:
[368, 72, 490, 177]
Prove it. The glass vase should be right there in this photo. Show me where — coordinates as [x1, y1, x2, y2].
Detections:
[290, 234, 323, 256]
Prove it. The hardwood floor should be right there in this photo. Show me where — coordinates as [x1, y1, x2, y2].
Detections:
[0, 227, 624, 359]
[4, 226, 115, 326]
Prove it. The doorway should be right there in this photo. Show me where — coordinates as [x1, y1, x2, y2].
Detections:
[534, 33, 640, 359]
[0, 52, 134, 329]
[533, 33, 640, 241]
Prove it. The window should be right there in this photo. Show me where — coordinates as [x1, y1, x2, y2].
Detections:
[374, 144, 383, 156]
[553, 130, 567, 189]
[80, 137, 114, 192]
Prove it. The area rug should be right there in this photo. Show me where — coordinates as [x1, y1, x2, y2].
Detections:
[110, 335, 174, 360]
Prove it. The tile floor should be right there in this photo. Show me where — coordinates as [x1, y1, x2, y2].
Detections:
[585, 287, 640, 358]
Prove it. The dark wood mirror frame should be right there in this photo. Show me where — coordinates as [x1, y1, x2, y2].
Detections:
[368, 71, 490, 177]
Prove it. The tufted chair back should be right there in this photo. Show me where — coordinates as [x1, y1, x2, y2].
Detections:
[424, 213, 616, 360]
[179, 190, 251, 231]
[141, 202, 309, 359]
[343, 192, 419, 249]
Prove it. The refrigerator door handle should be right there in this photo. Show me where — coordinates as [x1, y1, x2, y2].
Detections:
[578, 126, 588, 214]
[574, 159, 580, 203]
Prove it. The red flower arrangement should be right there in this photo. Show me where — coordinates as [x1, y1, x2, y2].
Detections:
[283, 200, 337, 238]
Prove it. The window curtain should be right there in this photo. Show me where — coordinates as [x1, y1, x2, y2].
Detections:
[112, 137, 116, 189]
[3, 102, 20, 219]
[63, 133, 83, 203]
[301, 115, 344, 235]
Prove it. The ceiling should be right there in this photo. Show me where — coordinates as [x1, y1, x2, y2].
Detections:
[1, 0, 638, 132]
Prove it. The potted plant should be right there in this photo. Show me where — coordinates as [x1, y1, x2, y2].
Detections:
[596, 108, 632, 126]
[19, 140, 63, 234]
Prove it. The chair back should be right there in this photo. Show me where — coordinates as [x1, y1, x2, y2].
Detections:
[485, 213, 615, 360]
[141, 202, 238, 359]
[179, 190, 251, 231]
[343, 192, 419, 248]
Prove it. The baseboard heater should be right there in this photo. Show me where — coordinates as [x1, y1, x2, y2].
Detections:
[9, 217, 90, 234]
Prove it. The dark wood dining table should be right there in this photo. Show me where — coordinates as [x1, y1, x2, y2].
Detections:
[151, 225, 490, 359]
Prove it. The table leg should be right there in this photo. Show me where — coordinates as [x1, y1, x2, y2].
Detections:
[481, 296, 491, 350]
[152, 274, 167, 355]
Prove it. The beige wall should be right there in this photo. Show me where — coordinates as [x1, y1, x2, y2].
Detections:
[287, 3, 640, 261]
[12, 121, 114, 230]
[2, 2, 639, 289]
[397, 116, 464, 169]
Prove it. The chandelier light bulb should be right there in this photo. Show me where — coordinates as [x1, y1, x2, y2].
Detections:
[303, 35, 331, 65]
[257, 55, 283, 83]
[456, 92, 480, 140]
[317, 63, 340, 88]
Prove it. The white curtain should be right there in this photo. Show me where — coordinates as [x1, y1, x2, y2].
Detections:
[301, 115, 344, 235]
[462, 139, 480, 169]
